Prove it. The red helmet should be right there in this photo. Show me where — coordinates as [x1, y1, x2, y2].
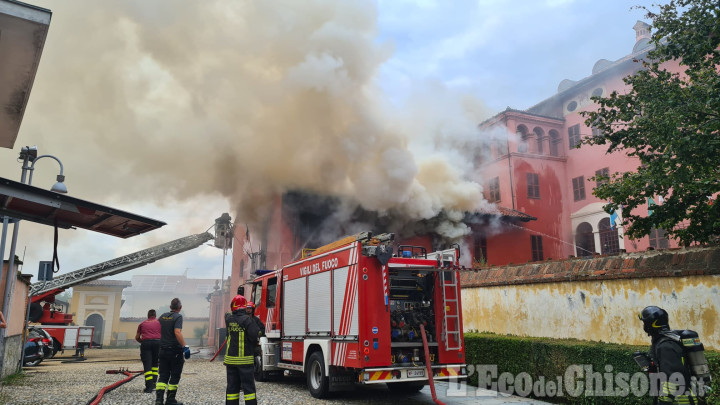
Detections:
[246, 302, 255, 309]
[231, 295, 247, 312]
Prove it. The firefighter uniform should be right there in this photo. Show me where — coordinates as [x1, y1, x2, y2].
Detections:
[651, 335, 696, 405]
[640, 306, 696, 405]
[224, 310, 261, 405]
[157, 310, 185, 405]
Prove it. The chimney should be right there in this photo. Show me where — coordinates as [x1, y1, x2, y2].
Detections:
[633, 21, 651, 42]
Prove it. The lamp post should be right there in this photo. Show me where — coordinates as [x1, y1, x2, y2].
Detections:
[0, 146, 67, 377]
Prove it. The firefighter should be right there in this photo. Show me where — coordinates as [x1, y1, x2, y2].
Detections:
[156, 298, 191, 405]
[639, 306, 695, 405]
[135, 309, 161, 393]
[225, 295, 261, 405]
[245, 302, 265, 334]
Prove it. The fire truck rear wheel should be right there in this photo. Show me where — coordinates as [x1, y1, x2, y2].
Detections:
[306, 351, 330, 398]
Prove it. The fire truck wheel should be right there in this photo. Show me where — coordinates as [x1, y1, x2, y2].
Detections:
[386, 381, 425, 393]
[306, 351, 330, 398]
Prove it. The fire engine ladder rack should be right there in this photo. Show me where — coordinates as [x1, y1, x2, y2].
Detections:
[29, 232, 215, 296]
[441, 271, 462, 351]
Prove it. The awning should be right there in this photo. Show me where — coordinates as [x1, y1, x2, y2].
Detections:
[0, 176, 165, 238]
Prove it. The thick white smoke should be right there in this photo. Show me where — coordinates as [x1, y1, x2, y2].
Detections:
[3, 0, 500, 245]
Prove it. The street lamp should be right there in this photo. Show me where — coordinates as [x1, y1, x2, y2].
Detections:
[0, 146, 68, 377]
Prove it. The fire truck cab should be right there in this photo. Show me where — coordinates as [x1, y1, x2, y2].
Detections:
[249, 232, 467, 398]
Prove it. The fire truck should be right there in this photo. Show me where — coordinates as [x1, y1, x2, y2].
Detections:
[28, 232, 215, 355]
[248, 232, 467, 398]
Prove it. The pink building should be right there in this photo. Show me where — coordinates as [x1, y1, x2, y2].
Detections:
[472, 20, 679, 265]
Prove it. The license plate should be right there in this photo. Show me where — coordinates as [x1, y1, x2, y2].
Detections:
[407, 369, 425, 378]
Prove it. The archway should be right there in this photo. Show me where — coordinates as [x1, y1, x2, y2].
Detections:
[85, 313, 105, 347]
[575, 222, 595, 257]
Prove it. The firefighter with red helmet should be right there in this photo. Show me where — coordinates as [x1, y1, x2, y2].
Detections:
[224, 295, 261, 405]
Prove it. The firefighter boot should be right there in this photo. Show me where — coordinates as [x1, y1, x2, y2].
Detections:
[165, 390, 183, 405]
[144, 376, 155, 393]
[154, 390, 164, 405]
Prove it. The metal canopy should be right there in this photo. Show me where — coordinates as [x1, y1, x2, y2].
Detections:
[0, 176, 165, 238]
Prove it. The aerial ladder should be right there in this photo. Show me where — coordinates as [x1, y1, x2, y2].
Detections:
[29, 232, 216, 324]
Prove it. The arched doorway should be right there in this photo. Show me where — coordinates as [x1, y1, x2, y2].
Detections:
[85, 313, 104, 347]
[575, 222, 595, 257]
[598, 218, 620, 255]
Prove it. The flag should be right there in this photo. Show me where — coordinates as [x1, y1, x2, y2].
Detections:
[610, 210, 618, 230]
[647, 197, 656, 216]
[657, 195, 665, 205]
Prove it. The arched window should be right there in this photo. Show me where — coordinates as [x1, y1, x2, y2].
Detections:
[533, 127, 544, 155]
[575, 222, 595, 257]
[517, 125, 529, 153]
[549, 130, 561, 157]
[598, 218, 620, 255]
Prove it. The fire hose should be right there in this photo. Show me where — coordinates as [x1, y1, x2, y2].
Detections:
[210, 338, 227, 362]
[420, 324, 446, 405]
[85, 368, 143, 405]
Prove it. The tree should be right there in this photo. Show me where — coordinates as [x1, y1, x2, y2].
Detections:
[582, 0, 720, 245]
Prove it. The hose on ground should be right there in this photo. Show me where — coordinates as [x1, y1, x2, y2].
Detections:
[85, 369, 143, 405]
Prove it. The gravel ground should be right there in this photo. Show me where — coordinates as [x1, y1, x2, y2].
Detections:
[0, 347, 463, 405]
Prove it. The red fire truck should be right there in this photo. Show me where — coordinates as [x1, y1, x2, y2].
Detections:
[248, 232, 467, 398]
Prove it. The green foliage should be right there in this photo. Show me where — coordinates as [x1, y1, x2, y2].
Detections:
[581, 0, 720, 245]
[1, 371, 28, 386]
[194, 324, 208, 340]
[464, 333, 719, 404]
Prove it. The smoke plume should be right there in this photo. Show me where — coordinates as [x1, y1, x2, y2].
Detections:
[4, 0, 499, 247]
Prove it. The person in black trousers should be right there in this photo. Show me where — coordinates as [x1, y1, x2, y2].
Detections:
[156, 298, 191, 405]
[135, 309, 161, 393]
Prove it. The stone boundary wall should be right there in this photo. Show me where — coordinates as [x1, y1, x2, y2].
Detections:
[459, 246, 720, 349]
[461, 246, 720, 287]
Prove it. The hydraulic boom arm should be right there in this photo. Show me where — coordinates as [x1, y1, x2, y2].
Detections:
[30, 232, 214, 297]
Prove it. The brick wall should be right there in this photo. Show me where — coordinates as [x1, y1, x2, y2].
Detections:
[461, 246, 720, 287]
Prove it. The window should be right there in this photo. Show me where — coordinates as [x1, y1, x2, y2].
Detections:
[649, 228, 670, 249]
[568, 124, 581, 148]
[266, 277, 277, 308]
[527, 173, 540, 199]
[567, 101, 578, 112]
[531, 235, 544, 261]
[488, 177, 500, 202]
[549, 130, 561, 157]
[598, 218, 620, 255]
[473, 235, 487, 265]
[517, 125, 528, 153]
[534, 127, 544, 155]
[595, 167, 609, 188]
[572, 176, 586, 201]
[252, 282, 262, 306]
[494, 139, 508, 157]
[591, 125, 602, 137]
[575, 222, 595, 257]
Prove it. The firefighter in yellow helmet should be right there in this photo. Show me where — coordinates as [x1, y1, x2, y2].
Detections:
[638, 306, 695, 405]
[224, 295, 261, 405]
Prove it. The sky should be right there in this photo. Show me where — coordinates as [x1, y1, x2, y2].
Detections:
[0, 0, 652, 286]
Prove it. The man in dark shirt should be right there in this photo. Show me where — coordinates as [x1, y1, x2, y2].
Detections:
[156, 298, 190, 405]
[136, 309, 161, 393]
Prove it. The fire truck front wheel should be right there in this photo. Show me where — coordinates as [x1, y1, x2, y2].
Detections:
[306, 351, 330, 398]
